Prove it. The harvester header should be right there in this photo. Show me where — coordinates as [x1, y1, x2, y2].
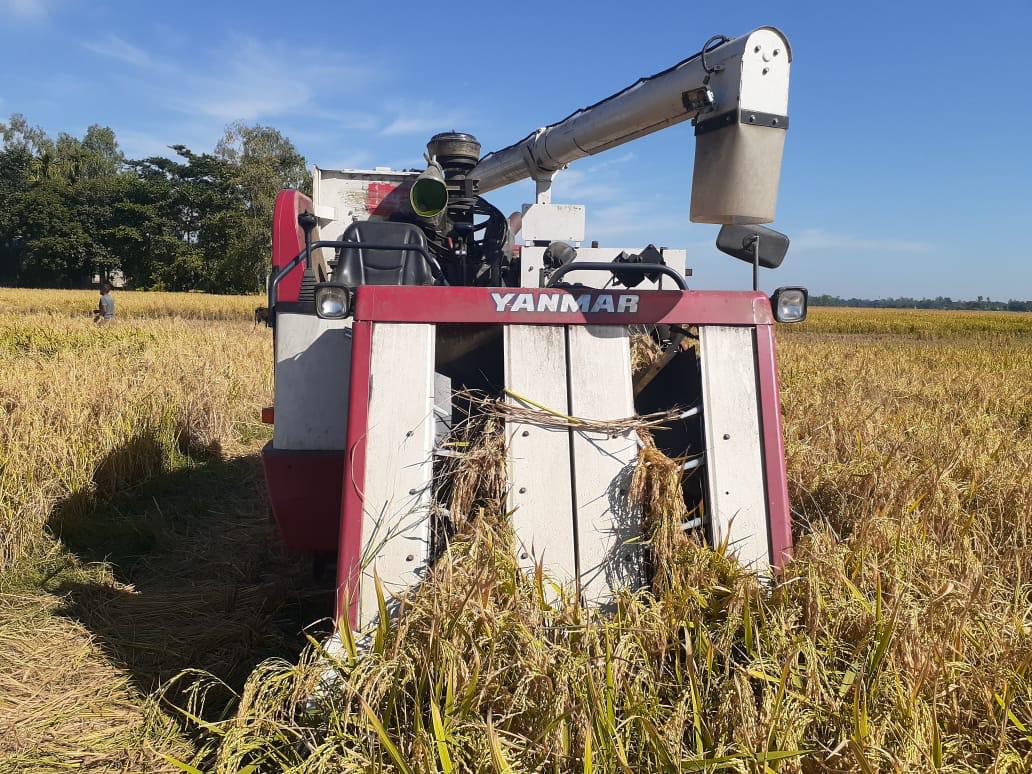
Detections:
[261, 26, 805, 634]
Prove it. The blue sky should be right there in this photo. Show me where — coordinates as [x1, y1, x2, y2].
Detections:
[1, 0, 1030, 298]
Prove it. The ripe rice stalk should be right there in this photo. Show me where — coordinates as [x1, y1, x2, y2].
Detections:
[0, 311, 270, 572]
[161, 312, 1031, 771]
[434, 408, 508, 534]
[628, 431, 693, 597]
[2, 296, 1031, 770]
[0, 287, 262, 321]
[492, 388, 683, 434]
[629, 329, 663, 379]
[167, 404, 788, 772]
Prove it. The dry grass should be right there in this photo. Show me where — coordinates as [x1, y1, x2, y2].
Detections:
[433, 411, 508, 533]
[0, 312, 270, 571]
[0, 295, 1029, 771]
[0, 287, 261, 321]
[167, 310, 1030, 772]
[0, 593, 189, 772]
[788, 305, 1032, 338]
[0, 292, 288, 771]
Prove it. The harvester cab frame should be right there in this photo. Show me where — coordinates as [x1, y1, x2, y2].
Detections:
[262, 26, 807, 631]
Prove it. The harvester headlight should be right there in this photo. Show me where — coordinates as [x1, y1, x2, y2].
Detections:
[771, 286, 808, 323]
[314, 283, 353, 319]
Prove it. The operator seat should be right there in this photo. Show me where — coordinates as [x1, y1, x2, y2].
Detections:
[332, 220, 434, 286]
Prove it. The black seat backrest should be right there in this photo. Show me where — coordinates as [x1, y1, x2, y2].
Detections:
[332, 221, 434, 286]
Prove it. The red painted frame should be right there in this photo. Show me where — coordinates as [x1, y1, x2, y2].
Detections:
[754, 325, 793, 567]
[334, 285, 793, 627]
[352, 285, 774, 326]
[271, 189, 314, 303]
[262, 444, 344, 553]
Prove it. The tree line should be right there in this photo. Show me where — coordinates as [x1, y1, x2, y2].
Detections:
[0, 114, 309, 294]
[810, 295, 1032, 313]
[3, 113, 1029, 306]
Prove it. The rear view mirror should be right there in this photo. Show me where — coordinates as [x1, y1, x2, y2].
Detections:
[716, 224, 789, 269]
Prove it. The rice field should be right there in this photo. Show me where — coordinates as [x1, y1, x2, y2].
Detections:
[0, 294, 268, 571]
[0, 291, 1029, 771]
[0, 287, 260, 321]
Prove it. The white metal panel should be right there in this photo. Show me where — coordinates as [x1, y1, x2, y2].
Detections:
[358, 323, 436, 628]
[520, 202, 585, 245]
[504, 325, 577, 584]
[520, 246, 687, 290]
[313, 203, 335, 221]
[698, 325, 770, 572]
[312, 166, 420, 241]
[690, 30, 789, 225]
[273, 313, 352, 450]
[566, 326, 641, 604]
[738, 28, 791, 116]
[690, 122, 786, 225]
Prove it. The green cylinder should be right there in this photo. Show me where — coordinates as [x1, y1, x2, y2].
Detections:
[409, 162, 448, 218]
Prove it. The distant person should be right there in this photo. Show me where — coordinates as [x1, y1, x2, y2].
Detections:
[93, 282, 115, 322]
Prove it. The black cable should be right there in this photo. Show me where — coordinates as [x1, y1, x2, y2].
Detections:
[469, 196, 510, 286]
[701, 34, 730, 75]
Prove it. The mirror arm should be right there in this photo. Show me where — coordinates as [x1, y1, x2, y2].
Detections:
[752, 236, 759, 291]
[298, 210, 317, 270]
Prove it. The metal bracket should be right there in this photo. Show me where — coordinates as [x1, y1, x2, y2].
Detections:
[694, 109, 789, 136]
[519, 128, 563, 204]
[545, 261, 689, 290]
[682, 86, 716, 116]
[534, 176, 554, 205]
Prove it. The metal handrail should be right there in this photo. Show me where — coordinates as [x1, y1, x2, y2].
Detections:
[545, 261, 689, 291]
[267, 240, 448, 318]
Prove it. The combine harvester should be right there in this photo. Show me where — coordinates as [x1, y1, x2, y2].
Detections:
[262, 27, 806, 632]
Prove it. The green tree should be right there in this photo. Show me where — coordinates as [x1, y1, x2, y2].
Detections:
[0, 114, 55, 181]
[80, 124, 124, 179]
[0, 115, 129, 287]
[1, 113, 308, 293]
[0, 142, 34, 283]
[8, 180, 94, 287]
[129, 148, 235, 291]
[215, 122, 310, 292]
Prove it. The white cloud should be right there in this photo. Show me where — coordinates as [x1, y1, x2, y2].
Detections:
[583, 151, 636, 172]
[81, 34, 380, 128]
[551, 168, 620, 202]
[588, 203, 688, 240]
[171, 38, 375, 122]
[82, 34, 152, 68]
[307, 109, 379, 131]
[1, 0, 54, 19]
[380, 102, 469, 136]
[546, 152, 639, 203]
[322, 150, 375, 170]
[116, 129, 180, 159]
[791, 228, 933, 254]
